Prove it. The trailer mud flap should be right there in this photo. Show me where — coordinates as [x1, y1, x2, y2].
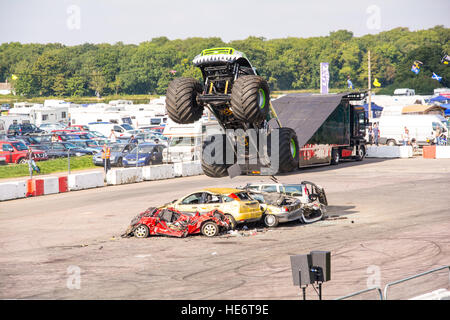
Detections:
[272, 93, 348, 148]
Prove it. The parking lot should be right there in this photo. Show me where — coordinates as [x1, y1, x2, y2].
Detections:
[1, 157, 449, 299]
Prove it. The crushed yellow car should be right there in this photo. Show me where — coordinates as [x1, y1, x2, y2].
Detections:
[165, 188, 263, 229]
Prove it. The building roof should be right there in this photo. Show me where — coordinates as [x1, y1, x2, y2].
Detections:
[0, 82, 12, 90]
[402, 105, 446, 115]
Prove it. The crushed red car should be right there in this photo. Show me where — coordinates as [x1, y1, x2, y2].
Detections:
[122, 207, 230, 238]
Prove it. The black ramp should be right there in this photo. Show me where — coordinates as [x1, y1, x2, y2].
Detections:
[272, 93, 347, 148]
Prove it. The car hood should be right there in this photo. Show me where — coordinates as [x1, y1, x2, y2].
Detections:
[124, 153, 151, 160]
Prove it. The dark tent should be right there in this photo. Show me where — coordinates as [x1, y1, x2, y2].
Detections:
[362, 103, 383, 118]
[428, 95, 450, 103]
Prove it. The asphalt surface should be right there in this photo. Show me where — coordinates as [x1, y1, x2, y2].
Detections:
[1, 158, 449, 300]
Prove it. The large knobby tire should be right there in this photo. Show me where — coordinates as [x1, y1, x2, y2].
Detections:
[166, 77, 204, 124]
[268, 127, 299, 173]
[331, 149, 340, 165]
[201, 134, 232, 178]
[231, 75, 270, 123]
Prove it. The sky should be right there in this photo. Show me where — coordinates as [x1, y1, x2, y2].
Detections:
[0, 0, 449, 45]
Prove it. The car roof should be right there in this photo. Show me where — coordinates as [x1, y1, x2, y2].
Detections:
[201, 188, 243, 194]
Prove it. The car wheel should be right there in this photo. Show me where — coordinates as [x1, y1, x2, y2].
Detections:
[134, 224, 149, 238]
[264, 214, 279, 228]
[117, 157, 123, 167]
[18, 158, 27, 164]
[387, 140, 396, 146]
[201, 221, 219, 237]
[224, 214, 237, 230]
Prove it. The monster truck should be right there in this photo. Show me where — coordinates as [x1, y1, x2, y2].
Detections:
[165, 47, 299, 177]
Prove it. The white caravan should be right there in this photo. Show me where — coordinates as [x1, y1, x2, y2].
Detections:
[162, 119, 222, 163]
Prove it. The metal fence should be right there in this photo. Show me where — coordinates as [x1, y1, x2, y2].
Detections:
[335, 265, 450, 300]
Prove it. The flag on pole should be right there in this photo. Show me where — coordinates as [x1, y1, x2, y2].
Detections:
[411, 65, 420, 74]
[432, 72, 442, 82]
[373, 78, 381, 87]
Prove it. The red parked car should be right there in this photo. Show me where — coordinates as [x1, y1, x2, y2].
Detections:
[122, 207, 230, 238]
[0, 140, 48, 164]
[65, 125, 89, 131]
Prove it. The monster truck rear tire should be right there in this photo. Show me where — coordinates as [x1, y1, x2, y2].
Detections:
[166, 77, 203, 124]
[231, 75, 270, 123]
[201, 134, 231, 178]
[268, 127, 299, 173]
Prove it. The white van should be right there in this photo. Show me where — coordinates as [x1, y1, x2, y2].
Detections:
[87, 122, 135, 139]
[378, 114, 449, 146]
[162, 119, 222, 162]
[394, 88, 416, 96]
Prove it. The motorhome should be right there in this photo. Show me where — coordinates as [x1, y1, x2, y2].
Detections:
[378, 114, 449, 146]
[394, 88, 416, 96]
[162, 119, 222, 163]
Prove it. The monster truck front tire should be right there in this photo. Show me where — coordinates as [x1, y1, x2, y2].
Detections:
[268, 127, 299, 173]
[201, 134, 232, 178]
[231, 75, 270, 123]
[166, 77, 204, 124]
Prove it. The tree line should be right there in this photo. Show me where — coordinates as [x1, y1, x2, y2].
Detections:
[0, 26, 448, 97]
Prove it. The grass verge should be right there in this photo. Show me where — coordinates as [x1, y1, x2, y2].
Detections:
[0, 155, 98, 179]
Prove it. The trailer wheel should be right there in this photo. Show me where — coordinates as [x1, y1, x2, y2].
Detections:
[356, 146, 365, 161]
[268, 127, 299, 173]
[231, 75, 270, 124]
[166, 77, 204, 124]
[331, 149, 340, 165]
[387, 139, 396, 146]
[201, 134, 232, 178]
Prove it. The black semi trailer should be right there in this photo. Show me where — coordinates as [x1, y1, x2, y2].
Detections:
[271, 92, 368, 168]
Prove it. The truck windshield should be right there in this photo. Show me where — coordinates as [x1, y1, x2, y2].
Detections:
[170, 137, 194, 147]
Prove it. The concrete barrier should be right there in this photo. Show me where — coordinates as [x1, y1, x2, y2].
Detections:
[143, 164, 175, 181]
[106, 167, 143, 185]
[366, 146, 413, 158]
[0, 181, 27, 201]
[436, 146, 450, 158]
[42, 177, 59, 195]
[174, 161, 203, 177]
[68, 172, 104, 191]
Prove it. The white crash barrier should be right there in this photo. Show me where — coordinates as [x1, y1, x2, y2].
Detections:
[42, 177, 59, 195]
[0, 181, 27, 201]
[174, 161, 203, 177]
[68, 172, 104, 191]
[106, 167, 143, 185]
[366, 146, 412, 158]
[410, 289, 450, 300]
[436, 146, 450, 158]
[142, 164, 175, 181]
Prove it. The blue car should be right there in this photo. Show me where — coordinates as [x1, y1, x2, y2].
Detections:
[123, 143, 165, 167]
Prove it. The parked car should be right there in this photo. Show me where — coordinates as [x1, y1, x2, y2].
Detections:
[246, 191, 304, 227]
[122, 143, 165, 167]
[66, 140, 103, 154]
[39, 142, 93, 157]
[0, 140, 47, 164]
[11, 135, 40, 146]
[65, 125, 89, 131]
[163, 188, 263, 230]
[66, 132, 97, 140]
[39, 123, 66, 133]
[7, 123, 44, 136]
[122, 207, 230, 238]
[244, 181, 328, 223]
[92, 142, 136, 167]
